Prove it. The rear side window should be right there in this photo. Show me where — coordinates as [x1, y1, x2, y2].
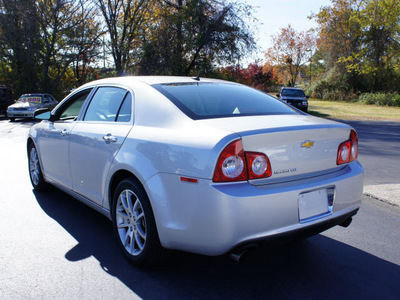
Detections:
[84, 87, 130, 122]
[116, 93, 132, 122]
[152, 82, 297, 119]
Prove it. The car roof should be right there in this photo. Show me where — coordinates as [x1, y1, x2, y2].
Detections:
[20, 93, 52, 97]
[79, 76, 230, 88]
[281, 87, 304, 91]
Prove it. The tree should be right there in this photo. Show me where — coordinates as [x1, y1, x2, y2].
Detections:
[0, 0, 39, 95]
[37, 0, 103, 95]
[265, 25, 315, 87]
[138, 0, 255, 76]
[340, 0, 400, 91]
[312, 0, 400, 93]
[311, 0, 362, 70]
[69, 2, 104, 85]
[0, 0, 102, 98]
[95, 0, 151, 75]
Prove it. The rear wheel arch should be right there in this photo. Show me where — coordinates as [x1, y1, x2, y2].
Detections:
[108, 170, 162, 240]
[109, 172, 168, 266]
[109, 170, 149, 213]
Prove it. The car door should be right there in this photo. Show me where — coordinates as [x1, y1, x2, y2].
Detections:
[68, 86, 133, 205]
[36, 89, 93, 189]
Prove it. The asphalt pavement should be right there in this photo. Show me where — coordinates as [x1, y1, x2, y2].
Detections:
[0, 117, 399, 299]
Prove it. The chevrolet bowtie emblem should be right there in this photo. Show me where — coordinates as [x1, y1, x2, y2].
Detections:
[301, 140, 315, 149]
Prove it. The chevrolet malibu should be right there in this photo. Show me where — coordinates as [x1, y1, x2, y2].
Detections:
[28, 76, 363, 266]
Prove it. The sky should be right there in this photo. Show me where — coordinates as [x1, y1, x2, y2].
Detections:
[240, 0, 332, 62]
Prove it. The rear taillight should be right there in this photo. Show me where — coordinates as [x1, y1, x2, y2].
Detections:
[213, 139, 272, 182]
[337, 130, 358, 165]
[246, 152, 272, 179]
[349, 130, 358, 161]
[212, 140, 247, 182]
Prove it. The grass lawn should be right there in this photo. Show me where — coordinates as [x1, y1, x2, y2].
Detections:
[308, 99, 400, 122]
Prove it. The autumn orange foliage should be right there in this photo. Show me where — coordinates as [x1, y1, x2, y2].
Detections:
[217, 62, 279, 91]
[265, 25, 315, 87]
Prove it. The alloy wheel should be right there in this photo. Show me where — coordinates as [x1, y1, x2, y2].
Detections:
[29, 147, 40, 186]
[116, 189, 147, 256]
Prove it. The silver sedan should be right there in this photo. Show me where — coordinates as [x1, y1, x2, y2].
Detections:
[27, 76, 363, 266]
[7, 93, 58, 121]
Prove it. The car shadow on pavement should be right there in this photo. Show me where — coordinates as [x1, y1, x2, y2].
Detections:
[34, 187, 400, 299]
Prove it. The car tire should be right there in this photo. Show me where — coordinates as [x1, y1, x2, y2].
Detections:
[28, 143, 48, 191]
[112, 178, 168, 267]
[9, 117, 15, 122]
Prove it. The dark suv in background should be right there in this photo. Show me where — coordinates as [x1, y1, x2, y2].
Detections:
[0, 86, 13, 116]
[277, 87, 309, 112]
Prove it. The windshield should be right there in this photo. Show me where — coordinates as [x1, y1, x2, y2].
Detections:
[152, 82, 297, 120]
[281, 89, 305, 97]
[17, 95, 42, 104]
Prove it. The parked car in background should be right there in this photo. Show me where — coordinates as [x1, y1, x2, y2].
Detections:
[0, 86, 13, 116]
[28, 77, 363, 266]
[277, 87, 309, 112]
[7, 93, 58, 121]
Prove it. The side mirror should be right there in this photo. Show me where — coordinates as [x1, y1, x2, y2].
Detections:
[306, 95, 310, 99]
[34, 108, 51, 120]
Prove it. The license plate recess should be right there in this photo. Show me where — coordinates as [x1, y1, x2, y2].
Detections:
[298, 188, 334, 223]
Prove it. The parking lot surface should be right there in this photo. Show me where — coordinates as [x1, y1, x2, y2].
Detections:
[1, 118, 399, 299]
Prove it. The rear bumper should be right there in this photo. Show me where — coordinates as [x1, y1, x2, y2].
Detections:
[146, 161, 363, 256]
[231, 206, 359, 252]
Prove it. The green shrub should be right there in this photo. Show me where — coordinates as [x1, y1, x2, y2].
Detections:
[320, 89, 358, 101]
[358, 92, 400, 107]
[307, 67, 358, 101]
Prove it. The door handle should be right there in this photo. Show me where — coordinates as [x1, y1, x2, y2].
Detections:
[103, 134, 117, 143]
[61, 129, 70, 136]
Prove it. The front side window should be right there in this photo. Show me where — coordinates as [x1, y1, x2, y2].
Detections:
[152, 82, 298, 120]
[84, 87, 130, 122]
[59, 89, 92, 120]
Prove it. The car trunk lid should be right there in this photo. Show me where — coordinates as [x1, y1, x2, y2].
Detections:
[199, 115, 352, 183]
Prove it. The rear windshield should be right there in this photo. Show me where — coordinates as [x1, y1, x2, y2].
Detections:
[281, 89, 305, 97]
[152, 82, 298, 120]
